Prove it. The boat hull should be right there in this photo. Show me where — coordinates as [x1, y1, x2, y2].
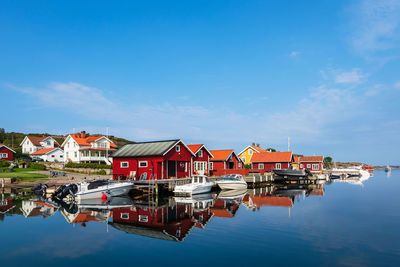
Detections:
[76, 184, 134, 200]
[174, 184, 213, 196]
[217, 181, 247, 190]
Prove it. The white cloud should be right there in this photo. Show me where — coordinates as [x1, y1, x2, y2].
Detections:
[290, 51, 300, 57]
[12, 82, 365, 149]
[395, 81, 400, 88]
[349, 0, 400, 54]
[334, 68, 366, 84]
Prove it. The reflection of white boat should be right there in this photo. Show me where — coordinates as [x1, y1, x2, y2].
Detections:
[174, 175, 213, 195]
[385, 165, 392, 172]
[217, 174, 247, 190]
[333, 169, 371, 186]
[217, 188, 247, 201]
[74, 196, 134, 210]
[174, 193, 214, 211]
[75, 180, 135, 200]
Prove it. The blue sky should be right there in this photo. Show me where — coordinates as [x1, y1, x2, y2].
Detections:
[1, 0, 400, 165]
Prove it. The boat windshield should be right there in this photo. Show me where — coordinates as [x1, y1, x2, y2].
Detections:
[87, 180, 109, 190]
[221, 175, 239, 181]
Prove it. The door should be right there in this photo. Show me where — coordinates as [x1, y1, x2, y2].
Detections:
[167, 161, 176, 178]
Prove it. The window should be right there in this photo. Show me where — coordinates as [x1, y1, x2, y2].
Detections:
[249, 150, 253, 155]
[176, 145, 180, 152]
[307, 164, 311, 168]
[139, 215, 148, 222]
[51, 155, 55, 158]
[241, 157, 246, 163]
[120, 213, 129, 219]
[66, 152, 69, 157]
[121, 162, 129, 168]
[258, 163, 264, 169]
[60, 155, 63, 158]
[300, 164, 303, 168]
[209, 162, 213, 170]
[139, 161, 148, 168]
[0, 153, 7, 158]
[312, 164, 319, 170]
[74, 152, 77, 157]
[276, 163, 282, 169]
[198, 150, 203, 157]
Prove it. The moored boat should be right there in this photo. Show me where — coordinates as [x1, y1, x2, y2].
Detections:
[174, 175, 213, 196]
[273, 169, 311, 178]
[217, 174, 247, 190]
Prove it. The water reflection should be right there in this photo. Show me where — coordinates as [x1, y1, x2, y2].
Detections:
[2, 182, 331, 241]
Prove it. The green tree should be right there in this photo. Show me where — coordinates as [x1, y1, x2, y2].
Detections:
[266, 148, 276, 152]
[324, 156, 332, 162]
[0, 128, 5, 143]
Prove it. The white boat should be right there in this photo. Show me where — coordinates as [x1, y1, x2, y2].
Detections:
[173, 175, 214, 196]
[217, 174, 247, 190]
[385, 165, 392, 172]
[75, 180, 135, 200]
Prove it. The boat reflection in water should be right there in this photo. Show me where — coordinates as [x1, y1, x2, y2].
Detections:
[2, 181, 327, 241]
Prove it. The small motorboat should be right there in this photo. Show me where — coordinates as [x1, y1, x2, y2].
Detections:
[174, 175, 214, 196]
[273, 169, 311, 178]
[217, 174, 247, 190]
[217, 188, 248, 201]
[53, 180, 135, 200]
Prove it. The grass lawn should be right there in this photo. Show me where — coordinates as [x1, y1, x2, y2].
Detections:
[0, 168, 48, 182]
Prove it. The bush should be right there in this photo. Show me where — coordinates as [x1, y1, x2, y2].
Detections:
[29, 162, 47, 170]
[64, 162, 112, 169]
[96, 169, 107, 175]
[0, 160, 11, 167]
[244, 163, 252, 169]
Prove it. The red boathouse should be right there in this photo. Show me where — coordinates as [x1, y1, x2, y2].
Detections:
[209, 149, 242, 176]
[298, 156, 324, 172]
[251, 152, 294, 172]
[187, 144, 213, 176]
[0, 144, 15, 162]
[112, 139, 195, 180]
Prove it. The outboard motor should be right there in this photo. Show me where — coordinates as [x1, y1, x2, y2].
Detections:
[32, 183, 48, 196]
[53, 184, 78, 199]
[52, 184, 66, 198]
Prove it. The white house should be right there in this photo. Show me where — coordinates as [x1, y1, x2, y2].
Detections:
[30, 147, 64, 162]
[20, 136, 59, 154]
[61, 131, 117, 165]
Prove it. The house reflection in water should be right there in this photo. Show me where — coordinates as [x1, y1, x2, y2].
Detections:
[210, 199, 240, 218]
[21, 200, 58, 218]
[0, 193, 15, 220]
[110, 203, 195, 242]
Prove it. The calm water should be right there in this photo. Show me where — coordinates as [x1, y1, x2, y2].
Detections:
[1, 170, 399, 266]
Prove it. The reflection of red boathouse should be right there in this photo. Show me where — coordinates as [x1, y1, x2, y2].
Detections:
[0, 196, 14, 214]
[111, 204, 195, 241]
[210, 199, 240, 218]
[243, 193, 294, 210]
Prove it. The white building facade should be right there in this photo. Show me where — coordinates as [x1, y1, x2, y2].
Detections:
[30, 148, 64, 162]
[20, 136, 59, 154]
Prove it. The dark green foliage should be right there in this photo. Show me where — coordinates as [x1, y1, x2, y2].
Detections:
[96, 169, 107, 175]
[0, 128, 5, 143]
[29, 162, 47, 170]
[266, 148, 276, 152]
[324, 156, 333, 162]
[244, 163, 252, 169]
[65, 162, 112, 169]
[0, 160, 11, 167]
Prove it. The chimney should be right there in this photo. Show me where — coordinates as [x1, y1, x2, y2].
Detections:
[80, 131, 86, 138]
[257, 144, 260, 147]
[252, 143, 255, 146]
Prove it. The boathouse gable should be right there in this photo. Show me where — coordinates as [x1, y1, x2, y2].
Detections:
[0, 144, 15, 162]
[112, 139, 194, 180]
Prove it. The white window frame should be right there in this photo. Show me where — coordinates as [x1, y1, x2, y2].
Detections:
[139, 161, 148, 168]
[307, 164, 311, 168]
[209, 162, 213, 170]
[249, 150, 253, 155]
[241, 157, 246, 163]
[176, 145, 180, 152]
[198, 150, 203, 158]
[139, 215, 148, 222]
[300, 164, 303, 168]
[120, 213, 129, 219]
[258, 163, 264, 169]
[276, 163, 282, 170]
[120, 161, 129, 168]
[312, 164, 319, 170]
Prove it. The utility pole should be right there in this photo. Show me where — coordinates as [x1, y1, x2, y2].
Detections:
[288, 136, 290, 152]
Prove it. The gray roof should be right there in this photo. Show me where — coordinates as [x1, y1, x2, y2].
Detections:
[112, 139, 180, 158]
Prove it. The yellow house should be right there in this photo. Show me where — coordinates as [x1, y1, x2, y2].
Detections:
[238, 143, 268, 165]
[292, 156, 301, 170]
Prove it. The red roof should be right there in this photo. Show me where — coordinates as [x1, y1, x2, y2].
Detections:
[300, 156, 324, 163]
[251, 152, 293, 163]
[70, 134, 117, 148]
[31, 147, 58, 155]
[250, 146, 268, 153]
[27, 136, 48, 146]
[210, 209, 233, 218]
[187, 144, 203, 154]
[209, 149, 233, 161]
[0, 144, 16, 153]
